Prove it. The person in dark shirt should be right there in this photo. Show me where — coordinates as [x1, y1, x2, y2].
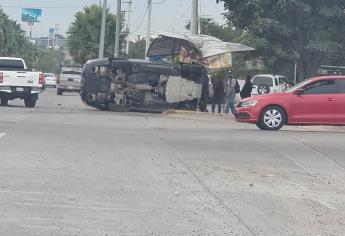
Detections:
[211, 74, 224, 113]
[240, 74, 253, 99]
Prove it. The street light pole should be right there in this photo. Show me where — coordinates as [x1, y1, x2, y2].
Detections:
[114, 0, 122, 57]
[98, 0, 107, 59]
[145, 0, 152, 60]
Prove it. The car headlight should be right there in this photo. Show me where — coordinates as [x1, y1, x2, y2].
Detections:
[239, 100, 258, 107]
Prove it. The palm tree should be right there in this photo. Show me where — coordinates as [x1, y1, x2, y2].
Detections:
[67, 4, 126, 64]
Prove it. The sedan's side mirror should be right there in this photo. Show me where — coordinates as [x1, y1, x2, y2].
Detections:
[295, 89, 305, 95]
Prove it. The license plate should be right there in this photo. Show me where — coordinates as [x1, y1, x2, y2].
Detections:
[16, 87, 24, 92]
[68, 86, 73, 89]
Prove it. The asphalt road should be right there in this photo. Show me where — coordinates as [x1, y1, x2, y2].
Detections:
[0, 88, 345, 236]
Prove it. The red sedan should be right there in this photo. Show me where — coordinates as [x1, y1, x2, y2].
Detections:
[235, 76, 345, 130]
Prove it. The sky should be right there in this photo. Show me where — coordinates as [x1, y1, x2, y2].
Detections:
[0, 0, 226, 40]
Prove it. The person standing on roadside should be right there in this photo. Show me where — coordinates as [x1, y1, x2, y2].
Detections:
[240, 74, 253, 99]
[224, 70, 238, 115]
[211, 74, 224, 113]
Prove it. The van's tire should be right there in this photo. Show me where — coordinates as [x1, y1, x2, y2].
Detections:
[24, 96, 37, 108]
[257, 84, 270, 94]
[57, 88, 63, 95]
[0, 97, 8, 106]
[257, 106, 286, 131]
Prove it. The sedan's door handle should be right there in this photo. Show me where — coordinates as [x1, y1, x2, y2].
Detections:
[328, 98, 336, 101]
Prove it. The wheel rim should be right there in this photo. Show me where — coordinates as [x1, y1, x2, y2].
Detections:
[258, 86, 267, 94]
[263, 109, 282, 128]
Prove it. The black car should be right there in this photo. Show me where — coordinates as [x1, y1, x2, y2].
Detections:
[80, 58, 208, 112]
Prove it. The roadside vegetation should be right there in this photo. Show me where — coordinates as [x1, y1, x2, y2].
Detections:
[0, 9, 63, 74]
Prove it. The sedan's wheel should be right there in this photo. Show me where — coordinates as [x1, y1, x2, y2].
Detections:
[258, 106, 286, 130]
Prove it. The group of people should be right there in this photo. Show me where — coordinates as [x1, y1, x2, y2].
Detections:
[209, 71, 253, 115]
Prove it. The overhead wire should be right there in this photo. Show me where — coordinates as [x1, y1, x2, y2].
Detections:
[152, 0, 169, 5]
[131, 4, 149, 35]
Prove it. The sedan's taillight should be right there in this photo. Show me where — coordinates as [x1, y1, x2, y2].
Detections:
[0, 72, 3, 83]
[39, 73, 44, 84]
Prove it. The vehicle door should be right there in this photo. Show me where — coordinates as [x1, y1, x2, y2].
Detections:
[290, 79, 339, 124]
[335, 79, 345, 124]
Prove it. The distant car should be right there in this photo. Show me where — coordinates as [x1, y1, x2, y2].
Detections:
[235, 76, 345, 130]
[251, 74, 289, 95]
[57, 67, 82, 95]
[44, 73, 57, 87]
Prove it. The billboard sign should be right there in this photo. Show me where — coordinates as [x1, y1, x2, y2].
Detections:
[22, 8, 42, 23]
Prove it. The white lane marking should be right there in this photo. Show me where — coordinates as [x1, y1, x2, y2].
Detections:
[0, 133, 6, 139]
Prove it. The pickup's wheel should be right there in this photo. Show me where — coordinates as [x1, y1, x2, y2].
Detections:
[24, 96, 37, 108]
[0, 98, 8, 106]
[257, 106, 286, 130]
[57, 88, 63, 95]
[257, 84, 270, 94]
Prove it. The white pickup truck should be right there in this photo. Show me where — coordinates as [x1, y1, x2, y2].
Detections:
[0, 57, 44, 107]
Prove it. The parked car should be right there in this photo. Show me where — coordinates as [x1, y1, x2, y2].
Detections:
[235, 76, 345, 130]
[0, 57, 44, 107]
[57, 67, 82, 95]
[251, 74, 289, 95]
[44, 73, 57, 87]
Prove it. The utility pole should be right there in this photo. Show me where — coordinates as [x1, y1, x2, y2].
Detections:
[198, 0, 201, 34]
[125, 1, 132, 56]
[190, 0, 198, 34]
[114, 0, 122, 57]
[145, 0, 152, 60]
[98, 0, 107, 59]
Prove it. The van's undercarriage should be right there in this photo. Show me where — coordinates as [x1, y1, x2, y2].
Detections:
[80, 58, 208, 112]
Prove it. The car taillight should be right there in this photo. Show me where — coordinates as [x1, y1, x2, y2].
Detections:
[0, 72, 3, 83]
[39, 73, 44, 84]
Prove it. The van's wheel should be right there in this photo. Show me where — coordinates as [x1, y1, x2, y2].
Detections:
[57, 88, 63, 95]
[1, 97, 8, 106]
[257, 84, 270, 94]
[24, 96, 37, 108]
[257, 106, 286, 130]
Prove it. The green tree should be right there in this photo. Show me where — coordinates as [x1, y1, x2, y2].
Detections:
[128, 38, 146, 59]
[67, 4, 125, 64]
[217, 0, 345, 81]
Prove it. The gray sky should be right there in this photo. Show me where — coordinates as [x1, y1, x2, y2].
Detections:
[1, 0, 226, 39]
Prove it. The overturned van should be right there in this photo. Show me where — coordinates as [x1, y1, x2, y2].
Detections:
[80, 58, 208, 112]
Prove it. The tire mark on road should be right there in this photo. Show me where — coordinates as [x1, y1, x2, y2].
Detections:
[168, 144, 257, 236]
[289, 136, 345, 171]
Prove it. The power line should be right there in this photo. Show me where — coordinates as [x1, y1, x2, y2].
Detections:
[152, 0, 169, 4]
[131, 4, 149, 35]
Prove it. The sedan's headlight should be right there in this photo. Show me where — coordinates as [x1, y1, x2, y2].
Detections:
[239, 100, 258, 107]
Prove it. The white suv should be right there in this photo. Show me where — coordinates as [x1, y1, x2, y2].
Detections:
[251, 74, 289, 95]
